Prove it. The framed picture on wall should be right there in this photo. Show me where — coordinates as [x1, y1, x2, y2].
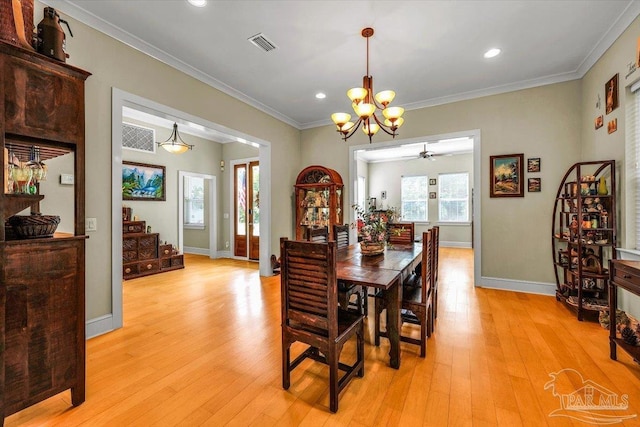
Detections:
[528, 178, 541, 192]
[490, 153, 524, 198]
[527, 158, 541, 173]
[605, 73, 619, 114]
[122, 161, 166, 201]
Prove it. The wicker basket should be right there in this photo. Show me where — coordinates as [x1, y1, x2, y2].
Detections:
[8, 213, 60, 239]
[360, 242, 385, 256]
[1, 0, 34, 48]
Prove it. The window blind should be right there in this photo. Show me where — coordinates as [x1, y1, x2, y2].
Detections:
[628, 82, 640, 249]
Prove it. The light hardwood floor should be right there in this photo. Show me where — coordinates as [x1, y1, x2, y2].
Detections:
[6, 248, 640, 426]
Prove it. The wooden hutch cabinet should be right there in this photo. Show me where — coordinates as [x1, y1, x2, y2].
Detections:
[551, 160, 616, 320]
[294, 165, 344, 241]
[0, 41, 90, 424]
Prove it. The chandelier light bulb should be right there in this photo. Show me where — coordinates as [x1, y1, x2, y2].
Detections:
[331, 112, 351, 126]
[363, 122, 380, 136]
[354, 103, 375, 119]
[340, 122, 355, 132]
[385, 117, 404, 128]
[375, 90, 395, 106]
[383, 106, 404, 120]
[347, 87, 368, 103]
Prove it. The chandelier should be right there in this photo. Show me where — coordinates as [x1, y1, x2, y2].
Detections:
[331, 28, 405, 143]
[157, 123, 194, 154]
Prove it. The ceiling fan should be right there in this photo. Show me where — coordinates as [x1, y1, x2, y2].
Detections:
[417, 144, 439, 161]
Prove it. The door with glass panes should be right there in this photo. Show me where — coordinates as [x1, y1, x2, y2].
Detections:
[234, 161, 259, 259]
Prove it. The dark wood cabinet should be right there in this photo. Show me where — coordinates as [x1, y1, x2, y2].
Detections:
[609, 260, 640, 363]
[122, 220, 184, 280]
[294, 165, 344, 241]
[0, 41, 90, 424]
[552, 160, 616, 320]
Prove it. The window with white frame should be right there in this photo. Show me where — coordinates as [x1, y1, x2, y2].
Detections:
[184, 175, 205, 227]
[401, 175, 428, 221]
[438, 172, 469, 222]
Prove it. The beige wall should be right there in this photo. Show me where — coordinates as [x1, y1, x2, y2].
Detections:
[581, 14, 640, 312]
[581, 14, 640, 248]
[38, 2, 301, 320]
[302, 81, 581, 284]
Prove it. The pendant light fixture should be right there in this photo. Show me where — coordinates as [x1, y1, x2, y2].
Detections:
[331, 28, 405, 143]
[157, 123, 194, 154]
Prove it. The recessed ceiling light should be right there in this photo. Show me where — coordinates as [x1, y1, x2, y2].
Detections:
[187, 0, 207, 7]
[484, 48, 501, 59]
[315, 93, 326, 99]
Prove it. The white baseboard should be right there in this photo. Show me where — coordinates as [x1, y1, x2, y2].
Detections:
[478, 276, 556, 296]
[440, 241, 472, 248]
[184, 246, 210, 256]
[217, 250, 232, 258]
[86, 314, 117, 339]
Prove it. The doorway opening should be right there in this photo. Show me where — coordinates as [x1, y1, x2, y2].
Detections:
[102, 88, 272, 337]
[348, 129, 481, 287]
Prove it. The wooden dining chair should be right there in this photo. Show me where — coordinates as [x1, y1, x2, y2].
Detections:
[280, 238, 365, 413]
[375, 230, 433, 357]
[334, 224, 367, 315]
[388, 222, 415, 245]
[306, 226, 329, 243]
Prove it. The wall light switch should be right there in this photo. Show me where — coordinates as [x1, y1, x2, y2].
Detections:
[60, 174, 74, 185]
[86, 218, 97, 232]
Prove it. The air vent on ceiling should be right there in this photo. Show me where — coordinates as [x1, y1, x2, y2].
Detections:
[248, 33, 277, 52]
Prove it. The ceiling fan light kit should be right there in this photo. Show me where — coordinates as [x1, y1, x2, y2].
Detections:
[331, 27, 405, 143]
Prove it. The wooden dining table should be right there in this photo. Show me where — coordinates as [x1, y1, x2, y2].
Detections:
[336, 242, 422, 369]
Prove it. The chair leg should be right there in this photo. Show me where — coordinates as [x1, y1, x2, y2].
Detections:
[420, 319, 427, 357]
[363, 286, 368, 316]
[328, 347, 339, 413]
[357, 321, 365, 377]
[282, 339, 291, 389]
[427, 304, 433, 338]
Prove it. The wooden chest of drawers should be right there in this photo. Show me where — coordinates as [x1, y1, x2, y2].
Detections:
[608, 259, 640, 363]
[122, 228, 184, 280]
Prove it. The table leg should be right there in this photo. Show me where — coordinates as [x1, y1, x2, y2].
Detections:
[384, 278, 401, 369]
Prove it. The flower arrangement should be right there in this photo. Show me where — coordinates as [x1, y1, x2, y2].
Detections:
[353, 204, 399, 243]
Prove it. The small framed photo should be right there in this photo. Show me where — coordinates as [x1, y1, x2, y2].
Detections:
[429, 179, 437, 186]
[595, 115, 603, 130]
[608, 118, 617, 134]
[528, 178, 541, 192]
[527, 158, 541, 173]
[490, 153, 524, 198]
[429, 192, 437, 199]
[605, 74, 619, 115]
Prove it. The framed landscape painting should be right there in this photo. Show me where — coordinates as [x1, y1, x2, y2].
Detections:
[122, 161, 166, 201]
[490, 153, 524, 198]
